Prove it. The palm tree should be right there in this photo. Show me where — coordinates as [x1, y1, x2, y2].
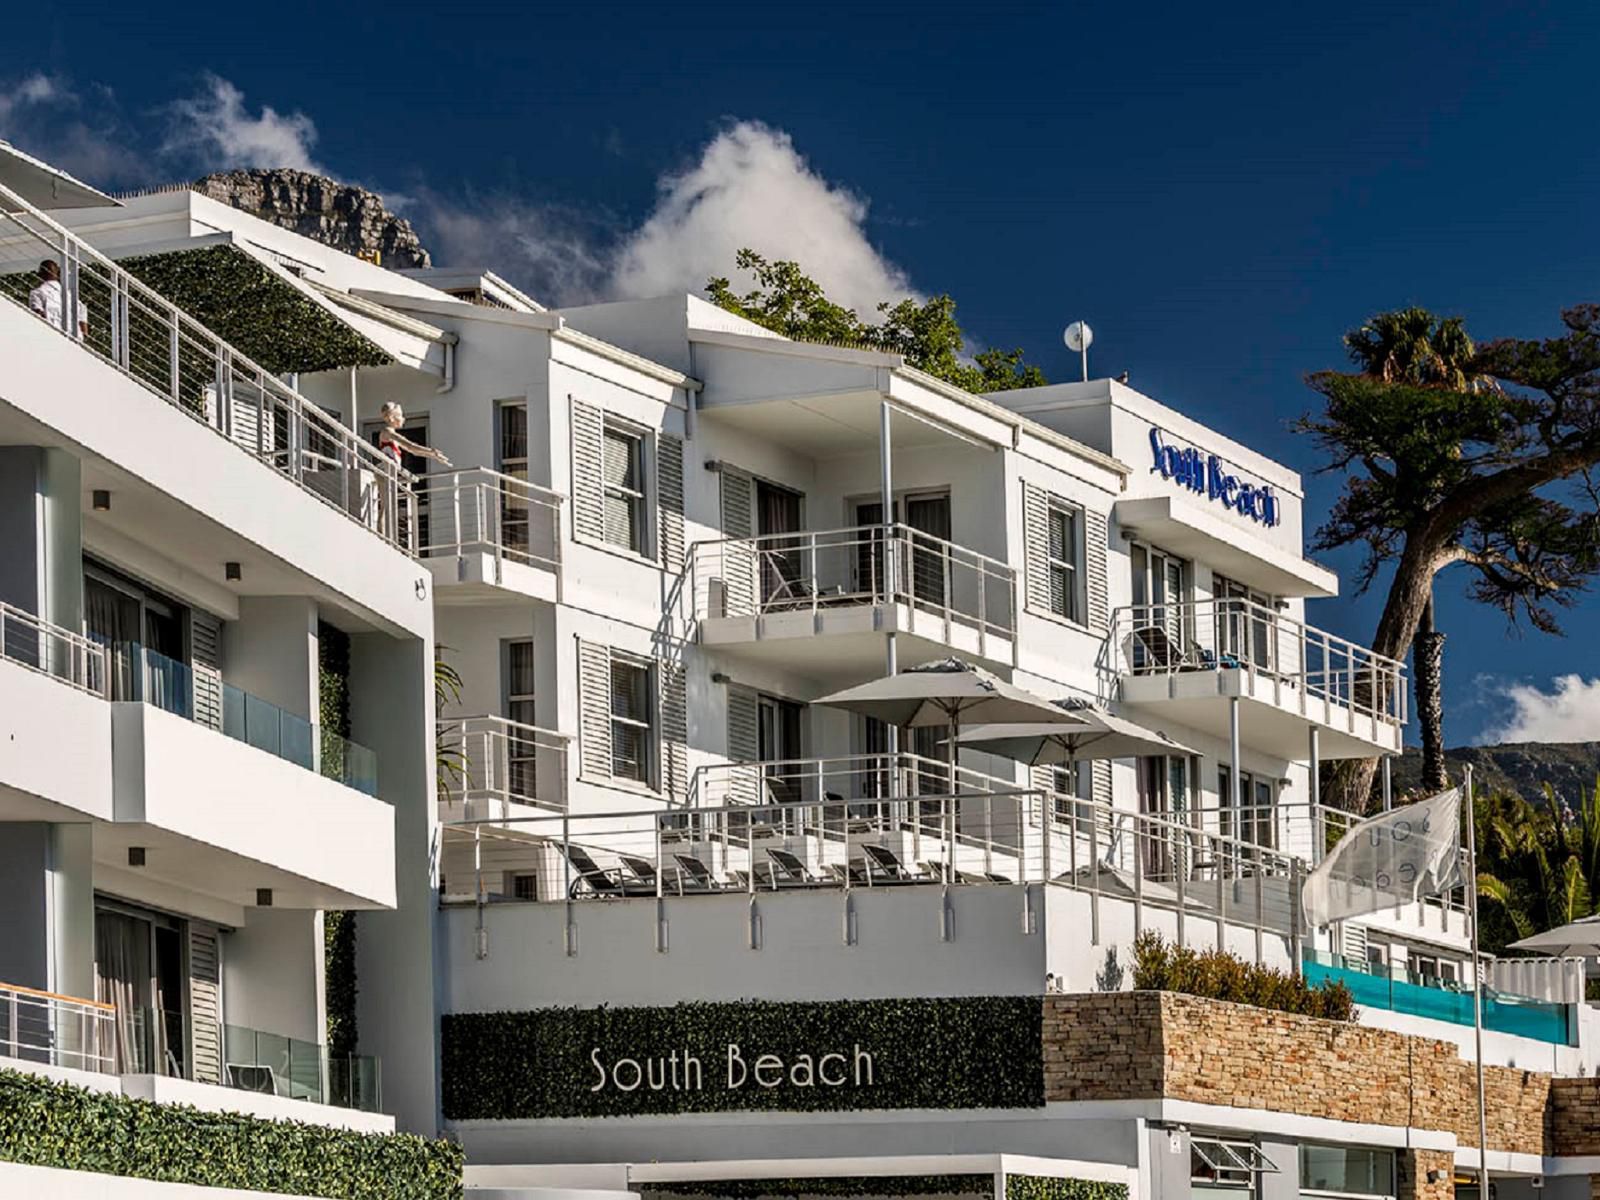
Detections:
[435, 647, 466, 799]
[1476, 777, 1600, 952]
[1337, 309, 1492, 800]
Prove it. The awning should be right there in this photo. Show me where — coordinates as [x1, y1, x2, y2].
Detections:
[0, 139, 121, 210]
[1115, 495, 1338, 599]
[1191, 1137, 1280, 1174]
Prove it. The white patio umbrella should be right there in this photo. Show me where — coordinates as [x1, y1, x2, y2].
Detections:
[1508, 915, 1600, 957]
[814, 658, 1083, 877]
[955, 707, 1196, 768]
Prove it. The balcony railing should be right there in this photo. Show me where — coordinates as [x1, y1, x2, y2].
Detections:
[223, 1024, 381, 1112]
[1108, 598, 1408, 728]
[689, 523, 1017, 654]
[413, 467, 563, 576]
[0, 602, 107, 696]
[438, 714, 569, 816]
[0, 981, 115, 1074]
[443, 784, 1307, 961]
[126, 644, 379, 796]
[0, 181, 415, 552]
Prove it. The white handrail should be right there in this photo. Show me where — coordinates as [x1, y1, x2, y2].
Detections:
[412, 467, 564, 574]
[0, 980, 116, 1074]
[438, 713, 570, 816]
[0, 181, 416, 553]
[0, 602, 108, 697]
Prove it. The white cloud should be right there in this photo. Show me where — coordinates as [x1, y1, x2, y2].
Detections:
[609, 120, 914, 314]
[417, 119, 916, 311]
[162, 74, 322, 173]
[1479, 675, 1600, 744]
[0, 73, 63, 122]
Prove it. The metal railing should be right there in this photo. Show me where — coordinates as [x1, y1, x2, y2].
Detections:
[689, 523, 1017, 655]
[127, 644, 380, 796]
[0, 981, 116, 1073]
[0, 181, 416, 551]
[438, 714, 570, 816]
[442, 786, 1306, 963]
[413, 467, 564, 576]
[1109, 598, 1407, 729]
[0, 602, 107, 697]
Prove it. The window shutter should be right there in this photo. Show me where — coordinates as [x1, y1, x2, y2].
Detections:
[577, 640, 612, 779]
[1085, 507, 1110, 632]
[570, 399, 605, 543]
[189, 611, 223, 732]
[1092, 759, 1113, 806]
[187, 922, 222, 1085]
[1022, 481, 1051, 613]
[718, 469, 756, 616]
[1342, 922, 1368, 963]
[660, 658, 688, 801]
[658, 434, 686, 574]
[725, 685, 760, 805]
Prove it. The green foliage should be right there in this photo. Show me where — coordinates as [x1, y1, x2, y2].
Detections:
[0, 1067, 462, 1200]
[644, 1175, 994, 1199]
[441, 996, 1042, 1120]
[122, 245, 391, 375]
[435, 646, 466, 800]
[1475, 778, 1600, 954]
[706, 250, 1047, 395]
[1130, 932, 1355, 1021]
[1005, 1177, 1128, 1200]
[318, 623, 359, 1063]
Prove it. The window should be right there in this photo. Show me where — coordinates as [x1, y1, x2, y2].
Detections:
[609, 654, 654, 785]
[1192, 1138, 1277, 1200]
[602, 422, 648, 555]
[1047, 501, 1084, 622]
[510, 872, 538, 901]
[1217, 767, 1276, 851]
[1300, 1144, 1395, 1198]
[1051, 760, 1093, 829]
[497, 402, 530, 556]
[504, 640, 537, 796]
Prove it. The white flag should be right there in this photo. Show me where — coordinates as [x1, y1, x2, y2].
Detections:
[1302, 787, 1464, 928]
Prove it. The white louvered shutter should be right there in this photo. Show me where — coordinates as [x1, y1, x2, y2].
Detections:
[1085, 508, 1110, 632]
[725, 685, 760, 806]
[570, 399, 605, 544]
[660, 659, 688, 801]
[577, 640, 612, 779]
[718, 469, 756, 616]
[1022, 481, 1051, 614]
[658, 434, 686, 574]
[189, 611, 223, 731]
[188, 922, 222, 1085]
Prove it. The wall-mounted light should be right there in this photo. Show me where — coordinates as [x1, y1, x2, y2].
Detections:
[710, 671, 731, 685]
[255, 888, 273, 907]
[127, 847, 146, 867]
[1426, 1171, 1449, 1184]
[703, 459, 724, 473]
[225, 562, 242, 582]
[92, 490, 111, 511]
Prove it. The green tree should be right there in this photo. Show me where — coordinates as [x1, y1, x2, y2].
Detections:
[1475, 778, 1600, 953]
[1300, 305, 1600, 812]
[706, 249, 1047, 394]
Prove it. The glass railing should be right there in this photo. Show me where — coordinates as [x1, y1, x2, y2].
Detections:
[221, 1024, 382, 1112]
[329, 1053, 383, 1113]
[127, 645, 379, 797]
[1303, 949, 1573, 1045]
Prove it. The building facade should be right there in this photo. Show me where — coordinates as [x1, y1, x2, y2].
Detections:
[1, 141, 1590, 1200]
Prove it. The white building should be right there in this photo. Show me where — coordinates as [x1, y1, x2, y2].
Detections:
[5, 142, 1593, 1200]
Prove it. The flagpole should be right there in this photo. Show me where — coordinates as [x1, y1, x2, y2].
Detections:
[1466, 764, 1489, 1197]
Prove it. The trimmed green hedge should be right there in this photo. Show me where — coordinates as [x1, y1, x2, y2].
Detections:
[0, 1068, 462, 1200]
[442, 997, 1042, 1120]
[642, 1176, 994, 1199]
[1006, 1177, 1127, 1200]
[1131, 932, 1355, 1021]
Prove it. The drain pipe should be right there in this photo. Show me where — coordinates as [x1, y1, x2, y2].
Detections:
[435, 333, 459, 394]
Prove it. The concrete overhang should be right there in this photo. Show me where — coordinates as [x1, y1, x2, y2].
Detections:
[1114, 495, 1338, 599]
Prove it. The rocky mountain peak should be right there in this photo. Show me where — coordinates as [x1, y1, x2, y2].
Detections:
[191, 168, 432, 269]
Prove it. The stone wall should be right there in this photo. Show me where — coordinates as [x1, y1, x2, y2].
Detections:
[1552, 1077, 1600, 1155]
[1043, 992, 1553, 1155]
[1397, 1149, 1455, 1200]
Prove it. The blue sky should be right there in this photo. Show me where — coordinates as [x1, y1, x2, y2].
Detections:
[5, 0, 1599, 745]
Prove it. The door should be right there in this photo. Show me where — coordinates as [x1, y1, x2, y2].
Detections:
[84, 573, 143, 701]
[755, 481, 804, 605]
[366, 416, 430, 548]
[1138, 755, 1190, 879]
[855, 493, 951, 606]
[1215, 576, 1276, 670]
[503, 640, 538, 798]
[497, 403, 530, 559]
[757, 693, 805, 828]
[95, 906, 187, 1077]
[1129, 544, 1191, 668]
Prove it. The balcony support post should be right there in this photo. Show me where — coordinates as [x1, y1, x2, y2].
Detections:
[1382, 754, 1393, 811]
[1308, 726, 1322, 863]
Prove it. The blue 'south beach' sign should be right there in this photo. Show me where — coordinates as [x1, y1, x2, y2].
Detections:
[1149, 428, 1280, 527]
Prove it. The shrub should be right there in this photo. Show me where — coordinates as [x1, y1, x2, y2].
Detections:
[1129, 933, 1354, 1022]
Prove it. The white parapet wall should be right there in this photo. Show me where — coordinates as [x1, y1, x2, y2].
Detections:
[0, 1160, 354, 1200]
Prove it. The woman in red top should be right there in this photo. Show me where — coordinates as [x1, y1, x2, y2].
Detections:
[377, 401, 452, 469]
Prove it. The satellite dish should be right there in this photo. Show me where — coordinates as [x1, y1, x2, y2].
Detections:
[1063, 320, 1093, 381]
[1062, 320, 1094, 352]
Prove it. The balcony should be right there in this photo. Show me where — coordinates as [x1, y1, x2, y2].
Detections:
[437, 714, 569, 821]
[1107, 598, 1407, 757]
[0, 981, 115, 1075]
[688, 523, 1018, 677]
[415, 467, 564, 604]
[0, 183, 416, 552]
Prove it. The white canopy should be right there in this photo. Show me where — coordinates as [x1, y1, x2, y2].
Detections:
[814, 658, 1081, 730]
[956, 707, 1195, 765]
[1508, 915, 1600, 957]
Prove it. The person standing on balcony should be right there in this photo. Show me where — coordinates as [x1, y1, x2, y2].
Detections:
[28, 259, 89, 340]
[377, 401, 452, 469]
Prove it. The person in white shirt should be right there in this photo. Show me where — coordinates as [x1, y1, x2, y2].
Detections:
[28, 259, 89, 340]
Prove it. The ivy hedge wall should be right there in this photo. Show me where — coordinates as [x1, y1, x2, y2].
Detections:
[636, 1173, 1127, 1200]
[442, 996, 1042, 1120]
[0, 1068, 462, 1200]
[1005, 1177, 1128, 1200]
